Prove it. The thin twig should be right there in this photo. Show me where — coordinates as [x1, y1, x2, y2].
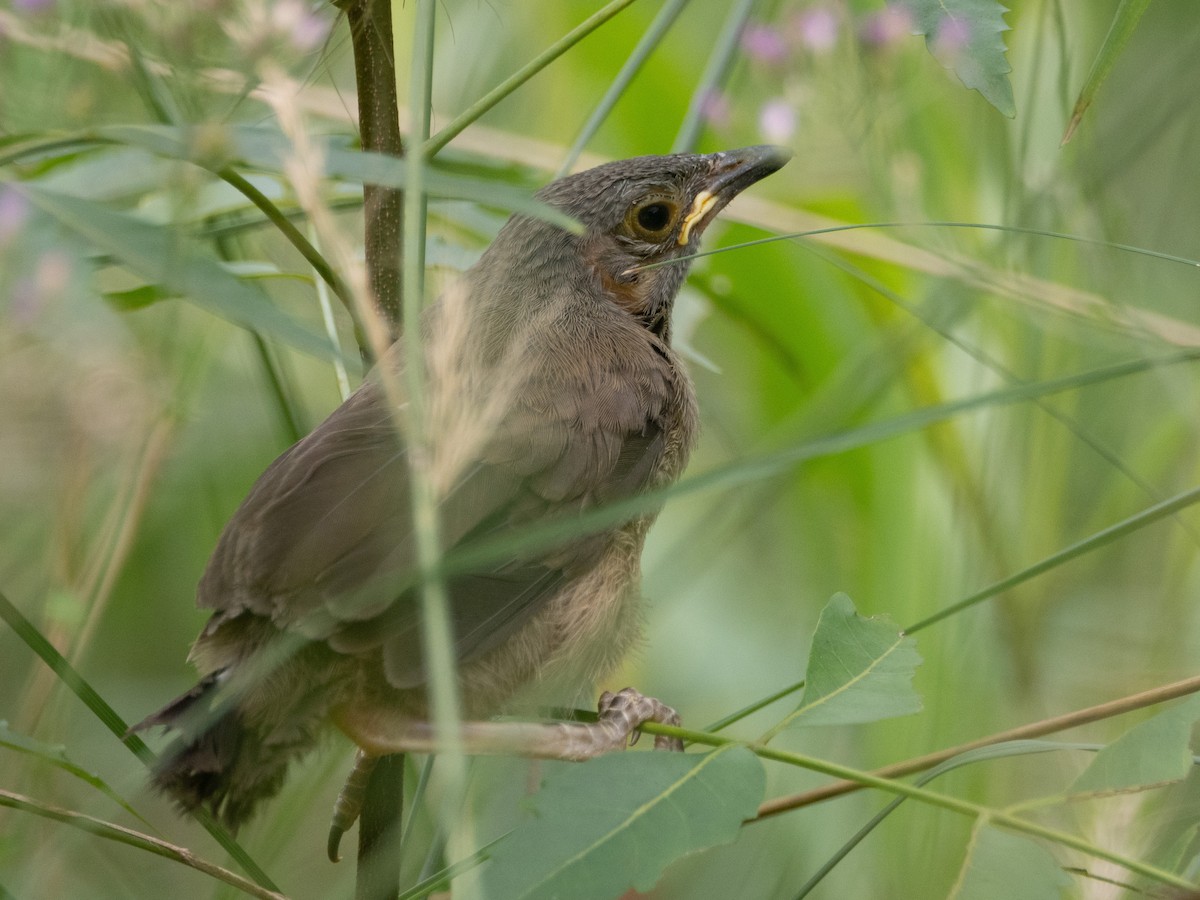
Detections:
[750, 672, 1200, 821]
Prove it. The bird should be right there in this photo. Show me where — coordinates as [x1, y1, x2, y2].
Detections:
[133, 144, 791, 831]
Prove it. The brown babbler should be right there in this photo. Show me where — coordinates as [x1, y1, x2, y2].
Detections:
[134, 145, 791, 832]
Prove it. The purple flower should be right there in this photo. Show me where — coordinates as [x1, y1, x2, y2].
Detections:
[271, 0, 330, 52]
[932, 15, 972, 59]
[741, 23, 789, 64]
[13, 0, 56, 13]
[791, 8, 840, 53]
[0, 187, 29, 247]
[8, 252, 69, 327]
[859, 4, 914, 48]
[700, 90, 731, 129]
[758, 98, 797, 144]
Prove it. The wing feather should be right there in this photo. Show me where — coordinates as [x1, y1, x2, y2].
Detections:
[197, 325, 678, 689]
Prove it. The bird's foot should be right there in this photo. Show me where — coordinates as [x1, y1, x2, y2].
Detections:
[327, 749, 377, 862]
[590, 686, 684, 754]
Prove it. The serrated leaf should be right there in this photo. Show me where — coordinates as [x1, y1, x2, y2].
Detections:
[1069, 694, 1200, 796]
[19, 185, 345, 363]
[951, 826, 1073, 900]
[1062, 0, 1153, 144]
[909, 0, 1015, 117]
[483, 746, 765, 900]
[781, 593, 921, 730]
[0, 721, 146, 823]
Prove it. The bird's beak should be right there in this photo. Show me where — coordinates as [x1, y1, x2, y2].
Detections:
[677, 145, 792, 246]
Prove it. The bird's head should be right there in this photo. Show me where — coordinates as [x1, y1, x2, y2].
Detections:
[536, 145, 791, 334]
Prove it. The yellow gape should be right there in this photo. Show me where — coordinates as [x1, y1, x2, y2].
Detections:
[677, 189, 719, 245]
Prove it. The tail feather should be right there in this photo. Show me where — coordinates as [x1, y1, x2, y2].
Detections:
[132, 668, 322, 830]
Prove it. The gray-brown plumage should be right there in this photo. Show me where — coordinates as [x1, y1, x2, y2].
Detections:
[134, 145, 790, 829]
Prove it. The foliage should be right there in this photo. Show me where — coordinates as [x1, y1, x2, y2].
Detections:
[3, 0, 1200, 898]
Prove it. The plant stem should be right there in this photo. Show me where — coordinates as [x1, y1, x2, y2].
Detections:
[340, 0, 405, 339]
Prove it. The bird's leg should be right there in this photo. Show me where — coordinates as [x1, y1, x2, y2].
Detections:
[336, 686, 683, 761]
[327, 748, 379, 862]
[333, 681, 681, 763]
[327, 687, 683, 854]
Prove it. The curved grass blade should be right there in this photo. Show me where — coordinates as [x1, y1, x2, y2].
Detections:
[438, 350, 1200, 582]
[0, 588, 278, 892]
[0, 721, 147, 824]
[0, 789, 285, 900]
[905, 482, 1200, 634]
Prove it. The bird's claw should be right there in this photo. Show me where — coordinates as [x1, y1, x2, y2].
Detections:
[596, 687, 683, 752]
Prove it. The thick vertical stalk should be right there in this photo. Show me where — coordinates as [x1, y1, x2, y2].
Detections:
[335, 2, 406, 898]
[341, 0, 405, 343]
[353, 753, 406, 900]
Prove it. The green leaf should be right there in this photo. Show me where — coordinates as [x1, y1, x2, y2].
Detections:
[103, 284, 170, 311]
[94, 124, 581, 232]
[780, 593, 922, 731]
[483, 746, 765, 900]
[951, 826, 1073, 900]
[1062, 0, 1153, 144]
[909, 0, 1015, 117]
[18, 184, 345, 363]
[0, 722, 146, 823]
[1069, 695, 1200, 796]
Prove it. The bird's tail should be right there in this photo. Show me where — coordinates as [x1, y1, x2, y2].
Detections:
[132, 666, 328, 830]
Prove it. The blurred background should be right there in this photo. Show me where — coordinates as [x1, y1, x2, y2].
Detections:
[3, 0, 1200, 896]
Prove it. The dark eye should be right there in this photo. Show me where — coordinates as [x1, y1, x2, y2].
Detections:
[637, 203, 671, 232]
[626, 196, 679, 240]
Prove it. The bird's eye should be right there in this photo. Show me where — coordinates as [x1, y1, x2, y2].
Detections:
[626, 196, 679, 240]
[637, 203, 671, 232]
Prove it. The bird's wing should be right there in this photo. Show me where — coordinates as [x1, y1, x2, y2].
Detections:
[197, 339, 676, 688]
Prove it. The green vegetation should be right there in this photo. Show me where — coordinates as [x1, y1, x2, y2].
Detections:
[3, 1, 1200, 897]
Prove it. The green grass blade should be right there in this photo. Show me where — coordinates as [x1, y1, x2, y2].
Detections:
[905, 482, 1200, 634]
[423, 0, 643, 157]
[1062, 0, 1154, 144]
[558, 0, 692, 175]
[0, 721, 148, 825]
[438, 351, 1200, 582]
[796, 740, 1102, 898]
[0, 789, 285, 900]
[0, 589, 278, 892]
[672, 0, 756, 153]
